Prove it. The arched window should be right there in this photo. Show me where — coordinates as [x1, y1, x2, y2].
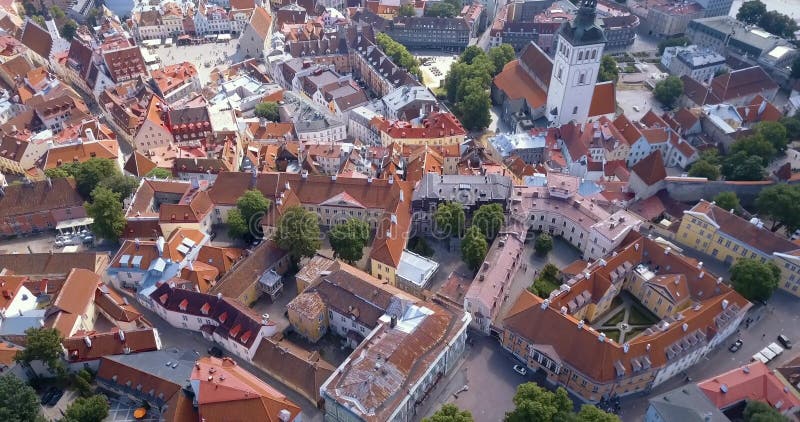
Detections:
[591, 50, 597, 59]
[578, 51, 583, 60]
[572, 106, 578, 114]
[579, 73, 585, 84]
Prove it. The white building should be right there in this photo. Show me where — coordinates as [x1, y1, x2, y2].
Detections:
[546, 2, 606, 126]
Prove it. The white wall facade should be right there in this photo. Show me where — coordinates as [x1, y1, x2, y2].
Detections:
[547, 34, 604, 126]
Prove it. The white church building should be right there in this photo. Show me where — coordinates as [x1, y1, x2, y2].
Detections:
[491, 0, 616, 131]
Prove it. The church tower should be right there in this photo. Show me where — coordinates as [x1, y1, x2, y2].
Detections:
[546, 0, 607, 126]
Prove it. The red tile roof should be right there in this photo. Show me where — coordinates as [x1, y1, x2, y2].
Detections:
[698, 362, 800, 412]
[493, 60, 548, 109]
[64, 328, 160, 362]
[631, 151, 666, 186]
[588, 81, 616, 117]
[103, 45, 147, 83]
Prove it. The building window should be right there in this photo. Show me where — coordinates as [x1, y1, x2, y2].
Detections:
[572, 106, 578, 114]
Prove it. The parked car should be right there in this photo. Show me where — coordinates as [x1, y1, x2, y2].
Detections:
[40, 388, 55, 405]
[513, 364, 527, 376]
[46, 389, 64, 406]
[778, 334, 793, 349]
[729, 339, 743, 353]
[208, 346, 223, 358]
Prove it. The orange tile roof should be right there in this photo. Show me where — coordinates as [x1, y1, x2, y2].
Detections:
[588, 81, 616, 117]
[504, 235, 751, 385]
[382, 112, 466, 140]
[698, 362, 800, 412]
[64, 328, 160, 362]
[48, 269, 102, 336]
[42, 140, 120, 170]
[0, 275, 27, 312]
[631, 151, 666, 186]
[0, 341, 21, 366]
[493, 60, 547, 109]
[191, 356, 301, 422]
[151, 62, 198, 97]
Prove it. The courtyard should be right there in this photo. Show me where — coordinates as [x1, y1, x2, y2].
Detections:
[591, 292, 660, 344]
[415, 52, 457, 90]
[152, 38, 241, 85]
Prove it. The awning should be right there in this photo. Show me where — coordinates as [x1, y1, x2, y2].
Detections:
[55, 217, 94, 231]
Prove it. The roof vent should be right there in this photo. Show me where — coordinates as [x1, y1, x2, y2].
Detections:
[623, 342, 630, 353]
[682, 323, 688, 332]
[598, 333, 606, 343]
[720, 384, 728, 393]
[721, 299, 729, 309]
[742, 365, 750, 374]
[560, 306, 567, 315]
[540, 299, 549, 310]
[665, 247, 671, 255]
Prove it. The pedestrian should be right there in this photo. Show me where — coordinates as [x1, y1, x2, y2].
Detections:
[762, 333, 766, 339]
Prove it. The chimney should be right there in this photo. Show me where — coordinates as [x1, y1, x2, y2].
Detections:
[217, 293, 222, 300]
[623, 343, 630, 353]
[84, 336, 92, 348]
[85, 128, 96, 143]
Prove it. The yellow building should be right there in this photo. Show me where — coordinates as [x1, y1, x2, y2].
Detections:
[677, 200, 800, 297]
[286, 291, 328, 342]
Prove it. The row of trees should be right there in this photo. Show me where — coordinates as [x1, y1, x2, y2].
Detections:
[376, 33, 422, 79]
[688, 120, 793, 182]
[424, 383, 620, 422]
[424, 0, 462, 18]
[443, 45, 515, 131]
[736, 0, 798, 38]
[434, 202, 506, 271]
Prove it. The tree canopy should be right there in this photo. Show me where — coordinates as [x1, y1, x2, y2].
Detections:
[227, 190, 271, 241]
[69, 158, 121, 199]
[598, 55, 619, 82]
[398, 4, 415, 16]
[85, 186, 126, 242]
[15, 327, 63, 372]
[730, 258, 781, 302]
[273, 206, 321, 261]
[653, 76, 683, 109]
[758, 10, 798, 38]
[506, 383, 619, 422]
[461, 226, 488, 271]
[0, 375, 42, 422]
[534, 233, 553, 255]
[424, 0, 461, 17]
[254, 101, 280, 121]
[329, 218, 370, 263]
[97, 174, 139, 200]
[487, 44, 516, 76]
[472, 203, 505, 239]
[376, 33, 421, 78]
[713, 192, 739, 213]
[780, 116, 800, 141]
[688, 159, 720, 180]
[736, 0, 767, 25]
[756, 184, 800, 233]
[721, 151, 764, 181]
[60, 19, 77, 40]
[146, 168, 172, 179]
[63, 395, 109, 422]
[423, 404, 474, 422]
[792, 56, 800, 80]
[754, 121, 788, 153]
[443, 47, 496, 131]
[743, 399, 790, 422]
[434, 202, 466, 237]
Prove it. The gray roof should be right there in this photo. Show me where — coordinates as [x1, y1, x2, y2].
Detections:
[412, 173, 513, 205]
[281, 91, 344, 133]
[675, 45, 726, 68]
[489, 133, 546, 157]
[689, 16, 795, 56]
[381, 86, 436, 113]
[0, 309, 45, 335]
[397, 250, 439, 288]
[647, 384, 729, 422]
[104, 349, 196, 387]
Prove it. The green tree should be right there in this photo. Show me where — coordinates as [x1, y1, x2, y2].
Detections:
[86, 7, 100, 27]
[425, 2, 456, 17]
[472, 203, 505, 239]
[145, 168, 172, 179]
[730, 258, 780, 302]
[0, 375, 42, 422]
[63, 395, 109, 422]
[576, 404, 622, 422]
[759, 10, 798, 38]
[713, 192, 740, 213]
[44, 167, 72, 179]
[736, 0, 766, 25]
[31, 15, 45, 26]
[529, 263, 561, 297]
[461, 226, 488, 271]
[60, 19, 77, 40]
[653, 76, 683, 109]
[699, 149, 722, 165]
[598, 55, 619, 82]
[534, 233, 553, 255]
[434, 202, 466, 237]
[780, 116, 800, 141]
[15, 327, 63, 373]
[73, 371, 93, 397]
[487, 44, 515, 76]
[505, 383, 573, 422]
[398, 4, 415, 16]
[456, 80, 491, 131]
[721, 151, 764, 181]
[254, 101, 280, 121]
[657, 36, 689, 55]
[376, 33, 421, 78]
[228, 190, 271, 241]
[423, 403, 474, 422]
[75, 158, 121, 198]
[756, 184, 800, 232]
[688, 159, 720, 180]
[273, 206, 321, 261]
[743, 400, 789, 422]
[460, 46, 485, 65]
[97, 174, 139, 200]
[49, 5, 65, 18]
[754, 121, 788, 152]
[329, 218, 370, 263]
[85, 186, 126, 241]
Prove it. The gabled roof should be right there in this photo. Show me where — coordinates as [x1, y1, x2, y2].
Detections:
[631, 151, 666, 186]
[319, 191, 366, 209]
[588, 81, 616, 117]
[124, 151, 158, 177]
[64, 328, 160, 362]
[0, 177, 84, 219]
[19, 19, 51, 60]
[41, 140, 120, 170]
[48, 269, 101, 336]
[698, 362, 800, 412]
[710, 66, 778, 103]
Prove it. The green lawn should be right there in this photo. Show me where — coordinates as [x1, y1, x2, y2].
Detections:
[603, 330, 621, 343]
[626, 327, 647, 340]
[628, 305, 658, 325]
[605, 310, 626, 327]
[532, 276, 560, 298]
